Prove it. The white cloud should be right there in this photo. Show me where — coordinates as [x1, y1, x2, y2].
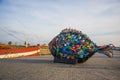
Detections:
[91, 35, 120, 46]
[0, 0, 120, 46]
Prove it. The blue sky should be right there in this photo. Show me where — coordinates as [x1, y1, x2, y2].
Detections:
[0, 0, 120, 46]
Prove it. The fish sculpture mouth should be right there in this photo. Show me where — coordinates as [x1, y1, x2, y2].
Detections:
[49, 28, 115, 64]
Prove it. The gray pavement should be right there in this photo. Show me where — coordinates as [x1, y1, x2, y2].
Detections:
[0, 51, 120, 80]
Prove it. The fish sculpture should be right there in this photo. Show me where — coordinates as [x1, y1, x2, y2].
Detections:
[49, 28, 115, 64]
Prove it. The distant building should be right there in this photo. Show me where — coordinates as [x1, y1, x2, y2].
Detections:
[24, 41, 29, 48]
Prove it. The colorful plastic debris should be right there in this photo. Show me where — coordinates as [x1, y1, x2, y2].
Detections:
[49, 28, 114, 64]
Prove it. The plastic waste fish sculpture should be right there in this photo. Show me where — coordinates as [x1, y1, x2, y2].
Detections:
[49, 28, 115, 64]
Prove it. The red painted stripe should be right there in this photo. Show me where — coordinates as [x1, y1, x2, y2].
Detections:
[0, 46, 41, 55]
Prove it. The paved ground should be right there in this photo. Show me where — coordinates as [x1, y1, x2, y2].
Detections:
[0, 51, 120, 80]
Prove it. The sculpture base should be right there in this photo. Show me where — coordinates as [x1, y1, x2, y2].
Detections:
[54, 57, 78, 64]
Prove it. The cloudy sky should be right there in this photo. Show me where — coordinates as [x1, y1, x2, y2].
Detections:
[0, 0, 120, 46]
